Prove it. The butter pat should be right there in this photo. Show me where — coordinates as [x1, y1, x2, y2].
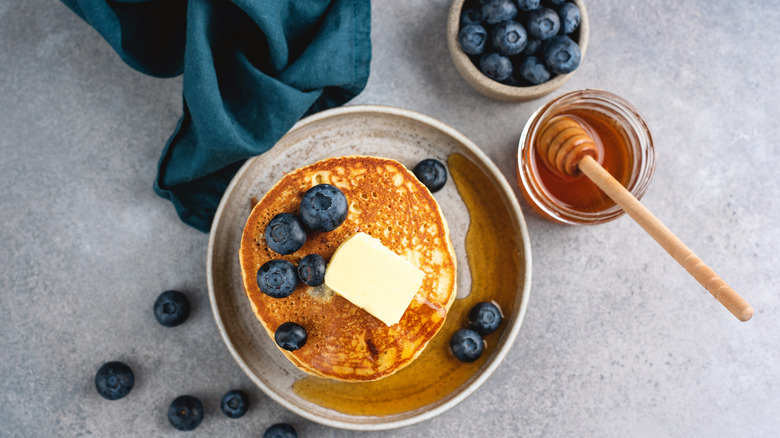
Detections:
[324, 232, 425, 326]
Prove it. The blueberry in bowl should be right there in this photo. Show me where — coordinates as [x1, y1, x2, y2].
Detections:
[558, 2, 581, 35]
[480, 52, 513, 82]
[516, 0, 540, 11]
[544, 35, 581, 74]
[459, 24, 488, 55]
[480, 0, 517, 25]
[447, 0, 589, 101]
[525, 8, 561, 41]
[518, 55, 551, 85]
[492, 20, 528, 56]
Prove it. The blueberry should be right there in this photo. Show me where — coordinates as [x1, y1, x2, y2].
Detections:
[153, 290, 190, 327]
[557, 2, 580, 34]
[264, 423, 298, 438]
[257, 259, 298, 298]
[544, 35, 581, 74]
[299, 184, 348, 232]
[460, 7, 483, 27]
[95, 361, 134, 400]
[265, 213, 306, 255]
[297, 254, 326, 287]
[492, 21, 528, 56]
[542, 0, 566, 8]
[221, 390, 249, 419]
[275, 322, 308, 351]
[413, 158, 448, 193]
[523, 38, 542, 56]
[450, 328, 484, 362]
[525, 7, 561, 40]
[516, 0, 541, 11]
[501, 70, 525, 87]
[518, 55, 551, 84]
[168, 395, 204, 431]
[481, 0, 517, 25]
[468, 301, 503, 335]
[458, 24, 488, 56]
[480, 52, 513, 82]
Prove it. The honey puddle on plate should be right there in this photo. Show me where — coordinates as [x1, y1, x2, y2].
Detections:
[291, 153, 523, 416]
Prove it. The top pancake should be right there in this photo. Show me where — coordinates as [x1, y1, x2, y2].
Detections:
[239, 156, 457, 381]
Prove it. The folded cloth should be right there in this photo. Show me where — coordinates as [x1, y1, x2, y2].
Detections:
[61, 0, 371, 232]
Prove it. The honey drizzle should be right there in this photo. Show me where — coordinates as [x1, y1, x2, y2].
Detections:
[291, 153, 523, 416]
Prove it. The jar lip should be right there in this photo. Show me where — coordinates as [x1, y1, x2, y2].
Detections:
[517, 89, 656, 225]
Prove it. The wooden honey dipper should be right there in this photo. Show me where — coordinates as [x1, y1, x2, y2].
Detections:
[539, 116, 753, 321]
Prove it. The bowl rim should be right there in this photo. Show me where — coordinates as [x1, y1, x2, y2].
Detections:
[447, 0, 590, 102]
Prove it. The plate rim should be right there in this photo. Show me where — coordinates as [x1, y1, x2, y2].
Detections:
[206, 104, 532, 430]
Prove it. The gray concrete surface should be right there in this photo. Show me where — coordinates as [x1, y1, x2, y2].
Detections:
[2, 0, 778, 436]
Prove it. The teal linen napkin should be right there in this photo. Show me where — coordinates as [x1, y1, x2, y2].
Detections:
[61, 0, 371, 232]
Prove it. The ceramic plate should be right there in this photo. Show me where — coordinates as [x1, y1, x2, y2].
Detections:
[207, 105, 531, 430]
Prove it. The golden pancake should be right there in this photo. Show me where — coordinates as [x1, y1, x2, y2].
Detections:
[239, 156, 457, 381]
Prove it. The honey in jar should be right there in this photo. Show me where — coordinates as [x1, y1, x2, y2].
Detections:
[518, 89, 655, 225]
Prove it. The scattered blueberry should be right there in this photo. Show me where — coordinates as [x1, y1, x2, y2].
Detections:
[168, 395, 204, 431]
[264, 423, 298, 438]
[460, 7, 483, 27]
[299, 184, 348, 232]
[468, 301, 503, 335]
[95, 361, 134, 400]
[221, 390, 249, 419]
[525, 8, 561, 40]
[523, 38, 542, 56]
[450, 328, 484, 362]
[275, 322, 308, 351]
[481, 0, 517, 25]
[459, 24, 488, 55]
[492, 21, 528, 56]
[480, 52, 513, 82]
[153, 290, 190, 327]
[518, 55, 551, 85]
[544, 35, 581, 74]
[265, 213, 307, 255]
[413, 158, 448, 193]
[297, 254, 326, 287]
[558, 2, 581, 34]
[257, 259, 298, 298]
[516, 0, 541, 11]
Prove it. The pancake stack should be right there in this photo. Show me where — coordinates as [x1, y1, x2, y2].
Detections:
[239, 156, 457, 381]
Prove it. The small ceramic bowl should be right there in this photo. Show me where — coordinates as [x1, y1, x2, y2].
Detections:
[447, 0, 590, 102]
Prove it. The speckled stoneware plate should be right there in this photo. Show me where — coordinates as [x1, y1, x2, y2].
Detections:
[207, 105, 531, 430]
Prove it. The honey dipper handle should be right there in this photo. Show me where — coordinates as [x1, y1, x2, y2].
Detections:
[578, 155, 753, 322]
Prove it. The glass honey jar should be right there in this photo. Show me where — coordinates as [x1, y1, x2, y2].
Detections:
[517, 89, 655, 225]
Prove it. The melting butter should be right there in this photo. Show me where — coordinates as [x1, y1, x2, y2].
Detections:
[324, 232, 425, 326]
